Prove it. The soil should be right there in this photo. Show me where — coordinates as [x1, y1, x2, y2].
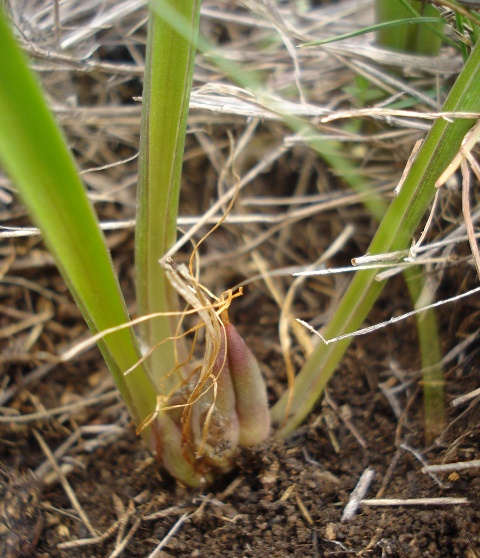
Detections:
[1, 1, 480, 556]
[1, 274, 479, 557]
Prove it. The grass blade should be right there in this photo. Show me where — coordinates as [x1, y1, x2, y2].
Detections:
[300, 17, 445, 48]
[135, 0, 201, 389]
[272, 37, 480, 436]
[0, 8, 155, 427]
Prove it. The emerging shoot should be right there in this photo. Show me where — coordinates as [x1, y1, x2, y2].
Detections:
[139, 262, 270, 483]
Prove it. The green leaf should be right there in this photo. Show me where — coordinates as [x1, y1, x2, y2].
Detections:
[301, 17, 445, 47]
[135, 0, 201, 389]
[272, 36, 480, 436]
[0, 7, 155, 427]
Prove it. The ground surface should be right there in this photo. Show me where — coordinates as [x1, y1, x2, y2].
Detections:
[1, 279, 479, 557]
[1, 0, 479, 556]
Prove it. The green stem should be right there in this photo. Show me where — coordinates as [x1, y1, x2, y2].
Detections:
[135, 0, 201, 390]
[404, 268, 445, 442]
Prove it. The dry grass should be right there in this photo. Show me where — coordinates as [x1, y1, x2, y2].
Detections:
[3, 0, 478, 363]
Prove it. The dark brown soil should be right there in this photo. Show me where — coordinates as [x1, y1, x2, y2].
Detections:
[1, 283, 479, 557]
